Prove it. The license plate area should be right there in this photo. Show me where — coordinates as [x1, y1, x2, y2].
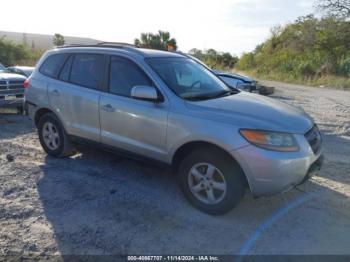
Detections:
[4, 95, 17, 101]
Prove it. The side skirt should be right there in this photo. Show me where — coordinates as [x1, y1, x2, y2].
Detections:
[69, 135, 172, 170]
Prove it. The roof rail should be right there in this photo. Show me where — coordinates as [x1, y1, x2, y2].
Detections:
[97, 42, 137, 47]
[57, 42, 137, 49]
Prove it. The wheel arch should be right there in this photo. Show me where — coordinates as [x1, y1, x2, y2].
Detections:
[34, 108, 67, 131]
[34, 108, 55, 127]
[171, 141, 250, 188]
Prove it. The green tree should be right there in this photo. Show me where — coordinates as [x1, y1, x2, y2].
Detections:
[134, 30, 177, 51]
[236, 15, 350, 78]
[0, 37, 29, 66]
[189, 48, 238, 70]
[188, 48, 203, 59]
[52, 33, 65, 46]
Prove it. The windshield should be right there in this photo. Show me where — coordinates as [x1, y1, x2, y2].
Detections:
[146, 57, 232, 100]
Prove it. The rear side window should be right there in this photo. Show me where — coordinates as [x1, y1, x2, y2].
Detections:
[70, 54, 103, 89]
[39, 54, 66, 78]
[109, 56, 152, 97]
[59, 55, 73, 82]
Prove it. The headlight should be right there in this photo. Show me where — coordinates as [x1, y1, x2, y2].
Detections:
[240, 129, 299, 152]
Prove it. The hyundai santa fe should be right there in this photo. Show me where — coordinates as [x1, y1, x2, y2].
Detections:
[25, 43, 323, 215]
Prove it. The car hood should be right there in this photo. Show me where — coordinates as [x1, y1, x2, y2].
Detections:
[0, 73, 26, 81]
[229, 73, 254, 83]
[213, 70, 255, 83]
[185, 92, 314, 134]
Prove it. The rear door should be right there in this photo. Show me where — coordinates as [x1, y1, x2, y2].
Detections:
[47, 53, 104, 141]
[99, 55, 169, 162]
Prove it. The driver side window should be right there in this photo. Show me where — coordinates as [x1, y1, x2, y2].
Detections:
[109, 56, 152, 97]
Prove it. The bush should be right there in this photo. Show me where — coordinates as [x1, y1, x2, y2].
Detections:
[337, 57, 350, 76]
[0, 37, 29, 66]
[236, 15, 350, 88]
[0, 37, 43, 66]
[189, 48, 238, 70]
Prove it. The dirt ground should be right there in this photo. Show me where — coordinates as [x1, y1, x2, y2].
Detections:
[0, 81, 350, 256]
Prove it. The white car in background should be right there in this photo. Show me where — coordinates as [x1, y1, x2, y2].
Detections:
[0, 65, 27, 113]
[6, 66, 35, 78]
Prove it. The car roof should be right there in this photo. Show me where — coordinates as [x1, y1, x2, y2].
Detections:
[137, 48, 185, 58]
[55, 44, 185, 58]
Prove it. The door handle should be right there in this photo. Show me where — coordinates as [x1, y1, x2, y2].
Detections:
[101, 104, 115, 112]
[52, 89, 60, 96]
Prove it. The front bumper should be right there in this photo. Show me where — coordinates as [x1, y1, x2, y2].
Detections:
[231, 133, 323, 196]
[0, 97, 24, 108]
[0, 89, 25, 108]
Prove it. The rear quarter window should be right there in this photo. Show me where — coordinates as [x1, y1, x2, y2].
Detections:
[70, 54, 103, 89]
[39, 54, 66, 78]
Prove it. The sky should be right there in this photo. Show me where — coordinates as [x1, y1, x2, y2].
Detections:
[0, 0, 315, 56]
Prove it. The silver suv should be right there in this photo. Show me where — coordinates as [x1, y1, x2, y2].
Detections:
[25, 43, 323, 215]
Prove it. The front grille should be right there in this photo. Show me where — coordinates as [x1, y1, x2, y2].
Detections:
[0, 80, 6, 90]
[9, 80, 24, 89]
[0, 80, 25, 90]
[305, 125, 322, 154]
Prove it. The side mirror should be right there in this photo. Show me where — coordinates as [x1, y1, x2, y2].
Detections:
[131, 85, 160, 102]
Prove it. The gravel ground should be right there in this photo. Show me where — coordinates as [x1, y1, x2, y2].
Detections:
[0, 81, 350, 257]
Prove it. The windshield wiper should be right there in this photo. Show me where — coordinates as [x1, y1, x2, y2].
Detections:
[184, 94, 212, 101]
[210, 90, 235, 98]
[184, 90, 235, 101]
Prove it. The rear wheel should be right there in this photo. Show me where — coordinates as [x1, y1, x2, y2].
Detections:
[37, 113, 76, 157]
[179, 148, 246, 215]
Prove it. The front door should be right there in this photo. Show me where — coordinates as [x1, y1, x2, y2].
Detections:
[99, 56, 169, 162]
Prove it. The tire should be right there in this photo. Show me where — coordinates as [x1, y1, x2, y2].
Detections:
[258, 86, 267, 95]
[37, 113, 76, 158]
[179, 148, 246, 215]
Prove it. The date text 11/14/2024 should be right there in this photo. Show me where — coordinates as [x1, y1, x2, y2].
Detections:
[127, 256, 219, 261]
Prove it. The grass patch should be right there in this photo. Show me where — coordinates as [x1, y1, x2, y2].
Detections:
[236, 70, 350, 90]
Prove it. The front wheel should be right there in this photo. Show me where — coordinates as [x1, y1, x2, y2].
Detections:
[179, 148, 246, 215]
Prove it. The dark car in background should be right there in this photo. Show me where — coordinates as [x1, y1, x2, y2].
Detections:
[0, 68, 27, 113]
[213, 70, 275, 95]
[6, 66, 35, 78]
[212, 70, 258, 93]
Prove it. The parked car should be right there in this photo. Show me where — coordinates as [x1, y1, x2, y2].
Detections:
[25, 44, 323, 215]
[6, 66, 35, 78]
[184, 54, 274, 95]
[212, 70, 258, 93]
[212, 70, 274, 95]
[0, 62, 5, 70]
[0, 68, 27, 112]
